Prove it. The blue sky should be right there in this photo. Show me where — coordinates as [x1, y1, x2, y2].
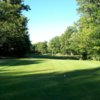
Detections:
[23, 0, 79, 43]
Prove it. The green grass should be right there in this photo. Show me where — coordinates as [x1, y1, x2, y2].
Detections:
[0, 56, 100, 100]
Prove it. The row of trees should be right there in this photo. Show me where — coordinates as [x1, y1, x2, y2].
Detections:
[48, 27, 77, 56]
[31, 41, 48, 54]
[1, 0, 99, 60]
[49, 0, 100, 60]
[32, 0, 100, 60]
[0, 0, 31, 57]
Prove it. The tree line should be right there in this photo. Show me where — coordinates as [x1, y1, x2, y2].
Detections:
[0, 0, 100, 60]
[32, 0, 100, 60]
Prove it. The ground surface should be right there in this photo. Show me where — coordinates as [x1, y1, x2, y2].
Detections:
[0, 56, 100, 100]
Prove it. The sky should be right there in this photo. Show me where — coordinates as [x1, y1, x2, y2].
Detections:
[23, 0, 79, 43]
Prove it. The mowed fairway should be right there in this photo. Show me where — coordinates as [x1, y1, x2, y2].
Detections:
[0, 57, 100, 100]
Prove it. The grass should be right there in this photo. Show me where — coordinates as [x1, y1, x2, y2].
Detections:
[0, 55, 100, 100]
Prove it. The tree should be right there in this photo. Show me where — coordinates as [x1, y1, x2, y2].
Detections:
[48, 36, 61, 55]
[60, 26, 77, 55]
[0, 0, 30, 57]
[75, 0, 100, 60]
[33, 41, 48, 54]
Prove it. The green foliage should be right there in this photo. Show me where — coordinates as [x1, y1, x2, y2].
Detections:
[0, 0, 30, 57]
[47, 0, 100, 60]
[75, 0, 100, 60]
[48, 36, 60, 55]
[32, 41, 48, 54]
[60, 26, 77, 55]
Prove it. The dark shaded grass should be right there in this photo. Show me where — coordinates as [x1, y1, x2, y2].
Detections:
[0, 59, 43, 66]
[0, 67, 100, 100]
[0, 54, 80, 60]
[28, 54, 80, 60]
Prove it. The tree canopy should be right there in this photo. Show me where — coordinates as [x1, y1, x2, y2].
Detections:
[0, 0, 31, 57]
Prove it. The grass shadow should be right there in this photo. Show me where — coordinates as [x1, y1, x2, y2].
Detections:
[30, 54, 80, 60]
[0, 67, 100, 100]
[0, 59, 44, 67]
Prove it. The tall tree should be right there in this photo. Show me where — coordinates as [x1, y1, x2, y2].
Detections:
[60, 26, 77, 55]
[0, 0, 30, 57]
[75, 0, 100, 60]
